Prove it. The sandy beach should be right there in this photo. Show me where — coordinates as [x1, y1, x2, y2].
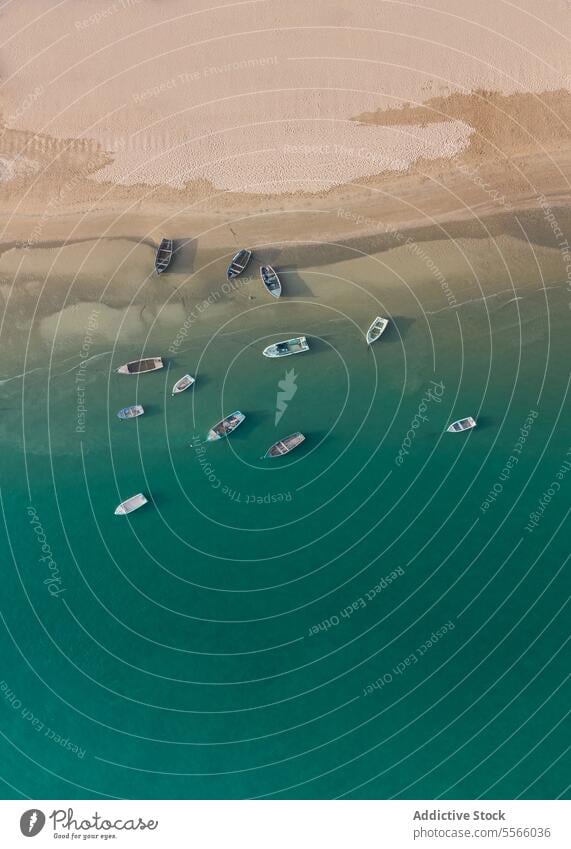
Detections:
[0, 0, 569, 250]
[0, 0, 570, 359]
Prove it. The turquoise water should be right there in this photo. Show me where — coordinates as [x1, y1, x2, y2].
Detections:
[0, 266, 569, 799]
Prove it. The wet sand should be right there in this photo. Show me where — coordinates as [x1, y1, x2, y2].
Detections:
[0, 0, 569, 373]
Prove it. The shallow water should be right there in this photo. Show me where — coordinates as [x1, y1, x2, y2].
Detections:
[0, 240, 569, 799]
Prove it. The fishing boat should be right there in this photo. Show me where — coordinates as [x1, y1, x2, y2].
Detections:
[366, 316, 389, 344]
[114, 493, 148, 515]
[116, 357, 164, 375]
[447, 417, 477, 433]
[227, 249, 252, 280]
[117, 405, 144, 420]
[264, 432, 305, 458]
[155, 238, 174, 274]
[172, 374, 195, 395]
[206, 411, 245, 441]
[260, 265, 282, 298]
[262, 336, 309, 358]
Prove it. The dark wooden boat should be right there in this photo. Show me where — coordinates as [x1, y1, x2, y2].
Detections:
[227, 249, 252, 280]
[264, 432, 305, 458]
[116, 357, 164, 375]
[155, 239, 174, 274]
[260, 265, 281, 298]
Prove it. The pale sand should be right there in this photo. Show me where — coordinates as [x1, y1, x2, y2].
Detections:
[1, 1, 569, 190]
[0, 1, 569, 252]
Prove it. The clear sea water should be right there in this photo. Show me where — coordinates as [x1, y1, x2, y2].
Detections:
[0, 246, 569, 799]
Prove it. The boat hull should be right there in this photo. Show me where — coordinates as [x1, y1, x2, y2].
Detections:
[114, 493, 148, 515]
[206, 411, 245, 441]
[117, 405, 144, 420]
[172, 375, 195, 395]
[447, 417, 477, 432]
[263, 336, 309, 358]
[227, 249, 252, 280]
[265, 432, 305, 458]
[366, 317, 389, 344]
[155, 239, 173, 274]
[260, 265, 282, 298]
[116, 357, 164, 374]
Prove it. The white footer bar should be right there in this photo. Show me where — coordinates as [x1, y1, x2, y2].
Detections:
[0, 800, 568, 848]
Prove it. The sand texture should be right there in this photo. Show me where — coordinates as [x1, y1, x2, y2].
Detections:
[0, 0, 568, 247]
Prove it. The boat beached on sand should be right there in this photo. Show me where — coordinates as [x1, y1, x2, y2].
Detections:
[114, 493, 148, 515]
[117, 405, 144, 420]
[260, 265, 282, 298]
[155, 239, 174, 274]
[263, 336, 309, 358]
[264, 432, 305, 458]
[207, 411, 245, 441]
[366, 316, 389, 344]
[447, 417, 477, 433]
[227, 249, 252, 280]
[116, 357, 164, 375]
[172, 374, 195, 395]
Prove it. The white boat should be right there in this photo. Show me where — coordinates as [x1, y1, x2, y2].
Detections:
[366, 316, 389, 344]
[262, 336, 309, 358]
[447, 417, 477, 433]
[172, 374, 195, 395]
[116, 357, 164, 375]
[114, 493, 148, 515]
[227, 249, 252, 280]
[206, 411, 245, 441]
[117, 405, 144, 420]
[264, 432, 305, 458]
[260, 265, 282, 298]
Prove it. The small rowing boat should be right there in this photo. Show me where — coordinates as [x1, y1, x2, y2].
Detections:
[447, 417, 477, 433]
[114, 493, 148, 515]
[155, 239, 173, 274]
[227, 249, 252, 280]
[206, 411, 245, 441]
[264, 432, 305, 458]
[263, 336, 309, 358]
[260, 265, 282, 298]
[117, 405, 144, 420]
[172, 374, 195, 395]
[366, 316, 389, 344]
[116, 357, 164, 375]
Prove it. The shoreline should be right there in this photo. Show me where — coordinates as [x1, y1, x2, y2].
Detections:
[0, 199, 568, 382]
[1, 145, 570, 248]
[1, 195, 569, 296]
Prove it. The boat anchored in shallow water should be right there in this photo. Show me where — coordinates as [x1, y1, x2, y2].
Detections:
[366, 316, 389, 344]
[116, 357, 164, 375]
[262, 336, 309, 358]
[172, 374, 195, 395]
[206, 411, 245, 441]
[227, 249, 252, 280]
[114, 493, 148, 515]
[264, 432, 305, 458]
[260, 265, 282, 298]
[447, 417, 477, 433]
[155, 238, 174, 274]
[117, 405, 144, 420]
